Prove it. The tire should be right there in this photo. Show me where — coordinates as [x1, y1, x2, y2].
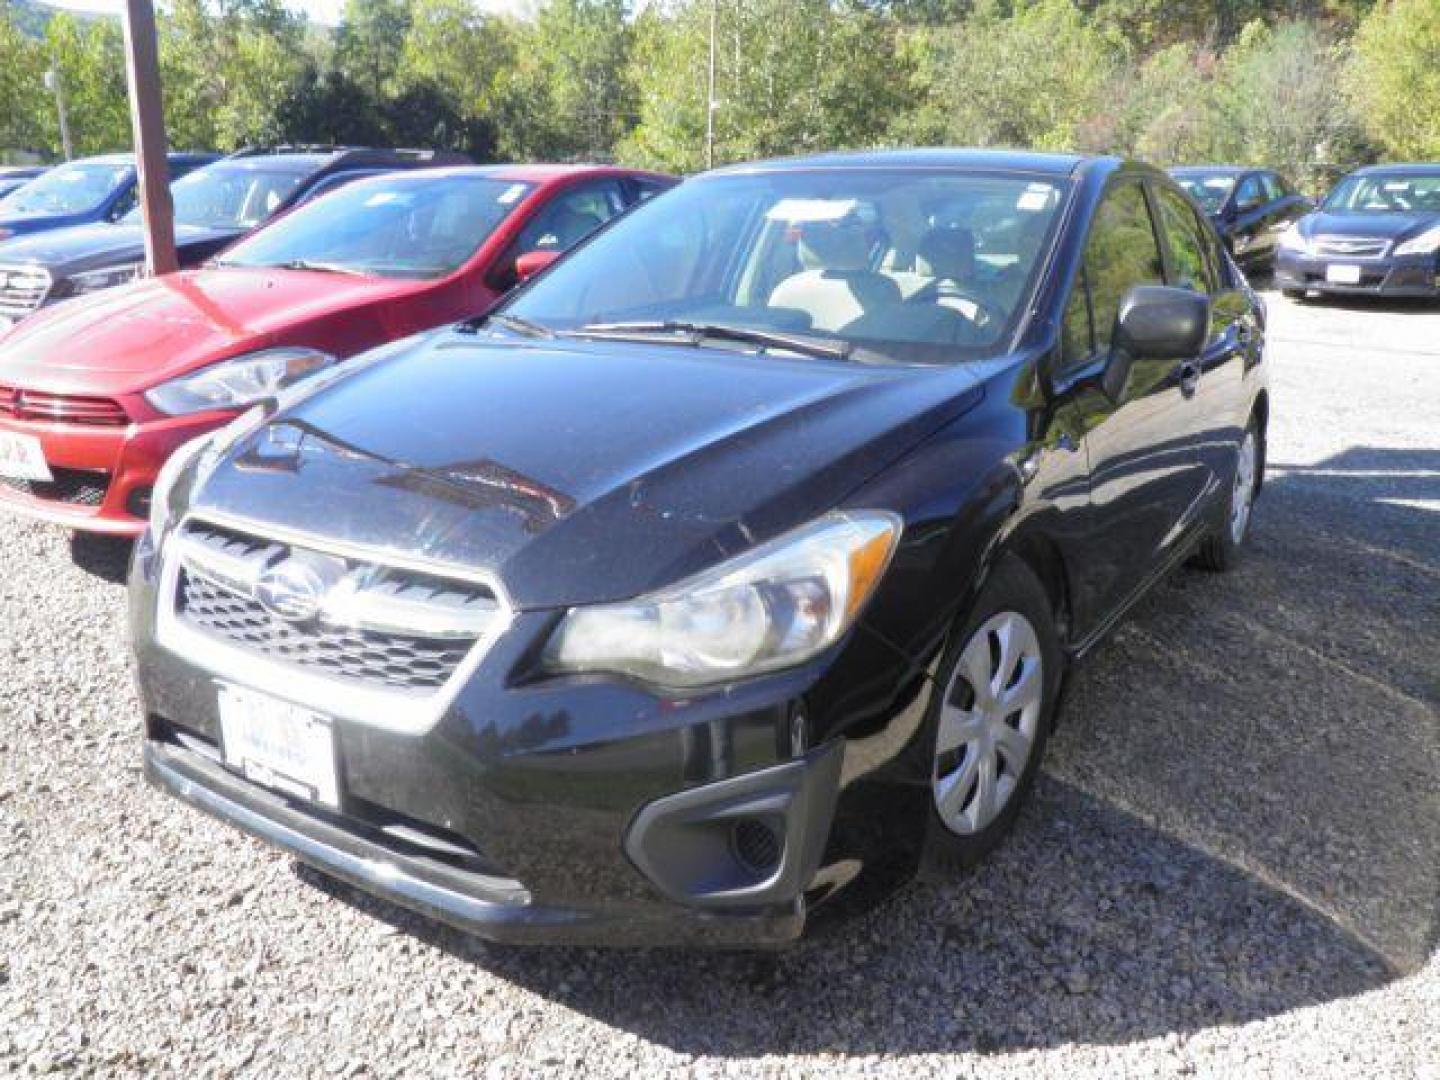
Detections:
[1193, 415, 1261, 572]
[921, 557, 1061, 876]
[1281, 288, 1306, 301]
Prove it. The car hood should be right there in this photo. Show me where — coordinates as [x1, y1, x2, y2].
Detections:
[1299, 209, 1438, 242]
[0, 268, 422, 395]
[192, 332, 996, 609]
[0, 223, 240, 275]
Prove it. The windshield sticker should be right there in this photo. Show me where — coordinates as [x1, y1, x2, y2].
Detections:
[498, 183, 528, 205]
[364, 192, 403, 207]
[1017, 190, 1052, 211]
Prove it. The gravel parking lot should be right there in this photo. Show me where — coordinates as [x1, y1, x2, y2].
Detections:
[1, 291, 1436, 1078]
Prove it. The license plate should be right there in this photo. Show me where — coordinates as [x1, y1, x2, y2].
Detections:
[1326, 263, 1362, 284]
[0, 430, 52, 482]
[218, 684, 339, 808]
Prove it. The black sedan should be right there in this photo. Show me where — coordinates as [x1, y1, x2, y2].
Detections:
[131, 150, 1269, 947]
[1169, 165, 1311, 274]
[1274, 163, 1440, 300]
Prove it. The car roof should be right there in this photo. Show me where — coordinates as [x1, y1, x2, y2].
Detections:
[330, 163, 668, 184]
[706, 148, 1089, 176]
[1350, 163, 1440, 177]
[1169, 165, 1251, 176]
[68, 152, 217, 167]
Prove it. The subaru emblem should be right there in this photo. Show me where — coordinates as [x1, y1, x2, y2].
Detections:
[255, 558, 331, 623]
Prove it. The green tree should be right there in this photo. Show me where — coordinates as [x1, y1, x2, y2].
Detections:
[43, 13, 132, 156]
[907, 0, 1123, 151]
[0, 9, 47, 158]
[495, 0, 634, 161]
[1212, 19, 1368, 189]
[622, 0, 913, 173]
[160, 0, 308, 151]
[335, 0, 412, 98]
[1350, 0, 1440, 160]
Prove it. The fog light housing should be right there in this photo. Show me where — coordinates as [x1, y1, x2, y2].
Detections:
[731, 817, 783, 876]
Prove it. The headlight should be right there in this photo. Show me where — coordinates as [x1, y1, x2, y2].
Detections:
[67, 261, 144, 296]
[147, 404, 267, 538]
[144, 347, 335, 416]
[545, 511, 902, 689]
[1277, 224, 1308, 254]
[1394, 226, 1440, 257]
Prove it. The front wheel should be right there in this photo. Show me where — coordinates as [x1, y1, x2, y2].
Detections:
[1194, 418, 1260, 571]
[922, 557, 1061, 875]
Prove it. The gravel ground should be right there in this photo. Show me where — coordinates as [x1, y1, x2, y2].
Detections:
[1, 290, 1436, 1078]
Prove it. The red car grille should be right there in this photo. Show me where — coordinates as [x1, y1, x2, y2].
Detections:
[0, 384, 129, 427]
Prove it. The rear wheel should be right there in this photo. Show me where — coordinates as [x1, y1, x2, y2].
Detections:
[1281, 288, 1306, 300]
[922, 558, 1060, 874]
[1194, 417, 1260, 571]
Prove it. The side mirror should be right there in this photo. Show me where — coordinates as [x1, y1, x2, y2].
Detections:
[1102, 286, 1210, 399]
[515, 249, 561, 282]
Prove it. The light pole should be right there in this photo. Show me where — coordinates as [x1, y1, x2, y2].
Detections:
[42, 69, 74, 161]
[704, 0, 717, 169]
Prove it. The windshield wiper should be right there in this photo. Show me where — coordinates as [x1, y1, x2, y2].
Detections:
[564, 320, 852, 360]
[274, 259, 370, 276]
[460, 312, 555, 338]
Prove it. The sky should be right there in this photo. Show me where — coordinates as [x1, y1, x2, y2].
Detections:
[35, 0, 536, 28]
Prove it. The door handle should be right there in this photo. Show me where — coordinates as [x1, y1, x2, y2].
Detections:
[1177, 359, 1201, 397]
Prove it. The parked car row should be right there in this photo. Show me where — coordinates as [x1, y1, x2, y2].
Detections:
[1167, 161, 1440, 300]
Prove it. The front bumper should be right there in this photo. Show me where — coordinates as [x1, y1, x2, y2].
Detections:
[1274, 250, 1440, 297]
[0, 407, 235, 535]
[128, 527, 922, 946]
[145, 730, 840, 947]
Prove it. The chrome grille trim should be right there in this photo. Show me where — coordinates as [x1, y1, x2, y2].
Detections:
[155, 513, 514, 735]
[1312, 236, 1390, 259]
[0, 264, 52, 319]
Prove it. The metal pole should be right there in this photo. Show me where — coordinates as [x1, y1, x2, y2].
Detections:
[705, 0, 717, 170]
[43, 70, 73, 161]
[120, 0, 178, 276]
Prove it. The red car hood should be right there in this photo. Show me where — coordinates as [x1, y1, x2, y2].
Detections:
[0, 268, 425, 397]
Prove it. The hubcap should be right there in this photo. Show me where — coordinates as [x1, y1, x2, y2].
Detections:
[1230, 430, 1258, 544]
[932, 611, 1043, 836]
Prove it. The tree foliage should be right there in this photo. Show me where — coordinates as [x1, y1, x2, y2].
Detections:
[1350, 0, 1440, 160]
[0, 0, 1429, 186]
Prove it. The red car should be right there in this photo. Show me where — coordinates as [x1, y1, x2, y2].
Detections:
[0, 164, 674, 535]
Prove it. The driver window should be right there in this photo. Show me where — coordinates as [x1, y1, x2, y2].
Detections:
[494, 180, 625, 290]
[1060, 181, 1165, 373]
[1155, 186, 1218, 294]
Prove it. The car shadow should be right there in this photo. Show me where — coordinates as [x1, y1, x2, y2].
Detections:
[68, 532, 134, 585]
[295, 444, 1439, 1055]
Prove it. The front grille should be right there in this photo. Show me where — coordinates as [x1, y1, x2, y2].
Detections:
[0, 265, 51, 320]
[1312, 236, 1390, 258]
[0, 384, 129, 427]
[0, 467, 109, 506]
[172, 520, 502, 696]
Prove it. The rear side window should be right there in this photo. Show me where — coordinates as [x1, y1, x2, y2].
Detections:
[1234, 174, 1265, 210]
[1154, 186, 1218, 294]
[1061, 181, 1166, 370]
[1260, 173, 1285, 201]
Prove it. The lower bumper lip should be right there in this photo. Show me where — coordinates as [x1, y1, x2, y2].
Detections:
[144, 734, 821, 947]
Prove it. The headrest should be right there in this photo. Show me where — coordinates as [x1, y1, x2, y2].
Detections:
[917, 225, 975, 281]
[797, 217, 875, 273]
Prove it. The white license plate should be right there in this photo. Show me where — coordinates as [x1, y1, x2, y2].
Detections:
[218, 684, 339, 808]
[1326, 263, 1362, 284]
[0, 430, 52, 482]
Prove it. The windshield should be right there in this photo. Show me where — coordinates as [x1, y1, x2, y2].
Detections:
[502, 168, 1067, 363]
[1172, 173, 1236, 214]
[1323, 172, 1440, 214]
[125, 163, 306, 230]
[218, 174, 535, 279]
[0, 162, 129, 217]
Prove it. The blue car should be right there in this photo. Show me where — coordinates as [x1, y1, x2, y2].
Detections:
[1274, 163, 1440, 300]
[0, 152, 217, 243]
